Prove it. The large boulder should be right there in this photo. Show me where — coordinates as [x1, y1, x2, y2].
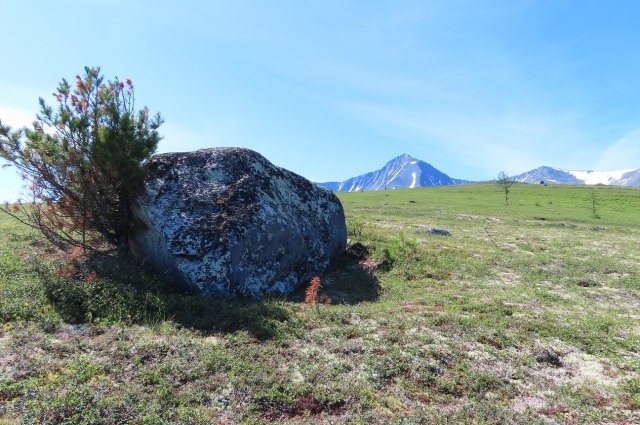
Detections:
[130, 147, 347, 298]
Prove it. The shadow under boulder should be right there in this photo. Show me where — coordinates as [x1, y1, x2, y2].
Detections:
[288, 249, 381, 305]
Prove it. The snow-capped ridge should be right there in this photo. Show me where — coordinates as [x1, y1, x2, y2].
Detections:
[567, 169, 636, 185]
[513, 166, 640, 186]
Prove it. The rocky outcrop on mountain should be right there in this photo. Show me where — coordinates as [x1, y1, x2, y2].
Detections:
[616, 169, 640, 186]
[317, 154, 467, 192]
[512, 166, 582, 185]
[130, 147, 347, 298]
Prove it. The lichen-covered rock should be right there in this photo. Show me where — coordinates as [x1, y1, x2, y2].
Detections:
[130, 147, 347, 298]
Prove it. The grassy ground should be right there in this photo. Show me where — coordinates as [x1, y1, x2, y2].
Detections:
[1, 183, 639, 424]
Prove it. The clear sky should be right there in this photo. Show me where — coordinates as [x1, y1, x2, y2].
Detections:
[2, 0, 640, 201]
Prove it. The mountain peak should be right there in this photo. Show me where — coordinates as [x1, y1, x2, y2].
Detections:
[385, 154, 419, 167]
[317, 154, 467, 192]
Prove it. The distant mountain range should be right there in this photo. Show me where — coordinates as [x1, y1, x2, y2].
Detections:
[512, 166, 640, 186]
[316, 156, 640, 192]
[317, 154, 468, 192]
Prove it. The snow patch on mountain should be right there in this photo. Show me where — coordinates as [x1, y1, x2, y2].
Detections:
[568, 169, 636, 185]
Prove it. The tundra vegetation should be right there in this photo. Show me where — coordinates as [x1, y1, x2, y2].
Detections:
[1, 183, 639, 424]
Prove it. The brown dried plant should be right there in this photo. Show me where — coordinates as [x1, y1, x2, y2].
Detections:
[305, 276, 331, 313]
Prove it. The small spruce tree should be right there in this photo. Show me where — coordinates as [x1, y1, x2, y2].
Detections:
[0, 67, 163, 254]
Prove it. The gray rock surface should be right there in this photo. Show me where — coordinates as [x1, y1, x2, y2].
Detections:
[428, 228, 451, 236]
[130, 147, 347, 298]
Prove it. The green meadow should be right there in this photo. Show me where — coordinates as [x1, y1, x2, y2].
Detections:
[1, 183, 639, 424]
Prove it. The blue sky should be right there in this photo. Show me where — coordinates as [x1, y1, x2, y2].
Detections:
[2, 0, 640, 201]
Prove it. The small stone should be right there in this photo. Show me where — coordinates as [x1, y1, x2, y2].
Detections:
[535, 349, 562, 367]
[428, 228, 451, 236]
[576, 279, 598, 288]
[346, 242, 369, 260]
